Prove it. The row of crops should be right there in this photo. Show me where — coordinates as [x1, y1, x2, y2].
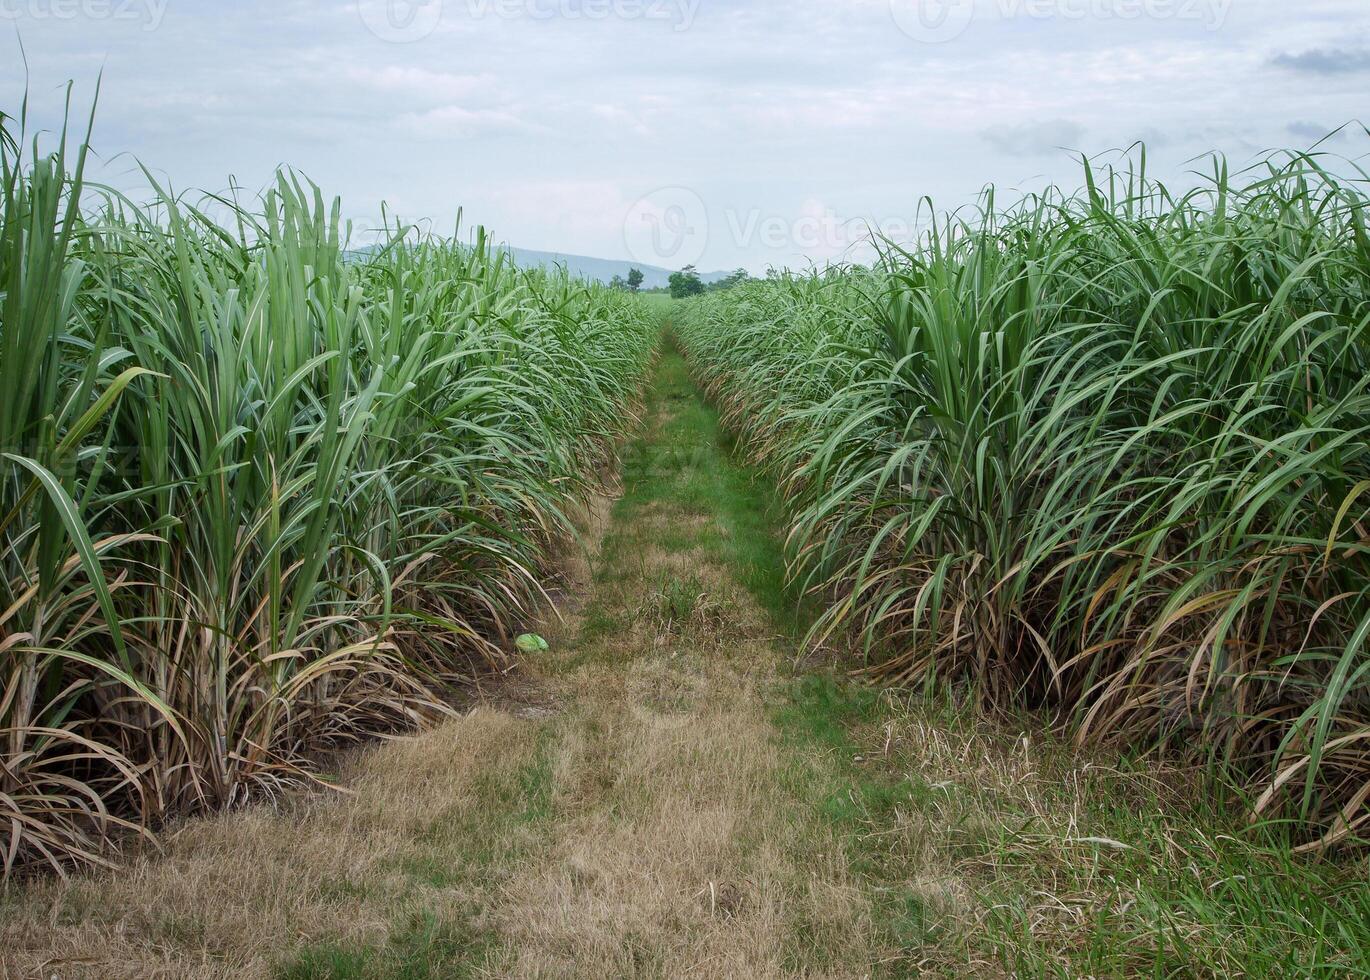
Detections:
[1, 108, 656, 878]
[677, 152, 1370, 848]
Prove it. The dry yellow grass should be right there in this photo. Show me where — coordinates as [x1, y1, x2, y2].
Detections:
[1, 710, 538, 978]
[477, 548, 877, 979]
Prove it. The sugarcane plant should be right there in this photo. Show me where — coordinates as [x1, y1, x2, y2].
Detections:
[677, 148, 1370, 850]
[0, 94, 656, 878]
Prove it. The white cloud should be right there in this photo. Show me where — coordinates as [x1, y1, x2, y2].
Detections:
[344, 66, 499, 102]
[396, 104, 535, 137]
[478, 178, 637, 253]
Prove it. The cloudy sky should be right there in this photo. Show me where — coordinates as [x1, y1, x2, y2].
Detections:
[2, 0, 1367, 272]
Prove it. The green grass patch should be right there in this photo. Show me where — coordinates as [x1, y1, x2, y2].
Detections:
[571, 333, 807, 656]
[772, 674, 947, 976]
[280, 909, 485, 980]
[773, 673, 1370, 977]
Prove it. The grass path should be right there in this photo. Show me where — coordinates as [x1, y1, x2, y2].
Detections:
[288, 338, 910, 976]
[323, 338, 892, 976]
[7, 333, 1367, 979]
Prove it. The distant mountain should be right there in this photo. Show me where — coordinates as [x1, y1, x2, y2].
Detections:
[497, 247, 731, 289]
[346, 241, 732, 289]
